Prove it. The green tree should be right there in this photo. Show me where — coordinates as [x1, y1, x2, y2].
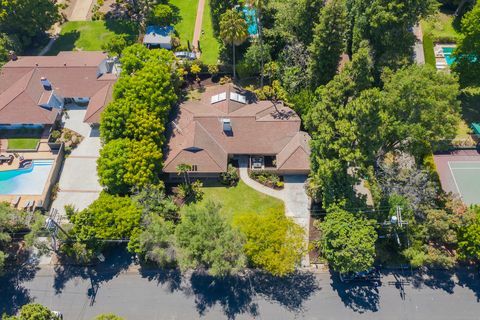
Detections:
[0, 0, 60, 48]
[3, 303, 58, 320]
[458, 206, 480, 261]
[0, 33, 20, 66]
[317, 207, 377, 273]
[132, 183, 178, 222]
[452, 1, 480, 87]
[175, 201, 246, 276]
[234, 209, 305, 276]
[101, 34, 130, 57]
[149, 4, 177, 26]
[308, 0, 347, 87]
[67, 193, 142, 254]
[219, 9, 249, 79]
[119, 44, 179, 76]
[176, 163, 192, 185]
[246, 0, 269, 86]
[347, 0, 436, 73]
[129, 213, 176, 266]
[100, 98, 165, 144]
[97, 138, 162, 194]
[241, 40, 272, 77]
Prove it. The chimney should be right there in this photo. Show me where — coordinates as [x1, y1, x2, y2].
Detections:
[40, 77, 52, 90]
[8, 50, 17, 61]
[106, 58, 114, 73]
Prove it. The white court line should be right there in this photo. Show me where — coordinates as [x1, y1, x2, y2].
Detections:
[449, 168, 480, 170]
[448, 162, 462, 195]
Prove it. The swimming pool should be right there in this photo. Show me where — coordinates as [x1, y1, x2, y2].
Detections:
[442, 47, 456, 66]
[242, 7, 258, 36]
[0, 159, 54, 195]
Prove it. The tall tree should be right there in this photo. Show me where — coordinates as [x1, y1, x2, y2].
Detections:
[175, 201, 246, 276]
[2, 303, 60, 320]
[347, 0, 436, 73]
[452, 0, 480, 87]
[308, 0, 347, 88]
[247, 0, 269, 86]
[0, 0, 60, 48]
[317, 206, 377, 274]
[219, 9, 249, 79]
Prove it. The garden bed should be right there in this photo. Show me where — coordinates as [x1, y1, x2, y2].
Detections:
[249, 170, 284, 190]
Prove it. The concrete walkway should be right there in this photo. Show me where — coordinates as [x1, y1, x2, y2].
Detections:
[238, 156, 310, 266]
[413, 24, 425, 65]
[69, 0, 94, 21]
[192, 0, 206, 57]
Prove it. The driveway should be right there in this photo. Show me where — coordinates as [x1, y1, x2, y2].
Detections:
[51, 107, 102, 216]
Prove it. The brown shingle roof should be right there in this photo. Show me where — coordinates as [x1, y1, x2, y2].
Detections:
[276, 132, 311, 171]
[163, 84, 311, 173]
[0, 51, 117, 125]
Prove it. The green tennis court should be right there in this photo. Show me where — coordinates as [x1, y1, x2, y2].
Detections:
[448, 161, 480, 205]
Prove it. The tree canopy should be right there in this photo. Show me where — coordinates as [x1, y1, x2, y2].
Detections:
[234, 208, 305, 276]
[3, 303, 59, 320]
[175, 202, 246, 276]
[452, 0, 480, 87]
[317, 207, 377, 273]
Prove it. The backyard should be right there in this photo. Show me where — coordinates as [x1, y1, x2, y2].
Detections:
[7, 138, 40, 150]
[47, 20, 138, 55]
[170, 0, 198, 48]
[190, 180, 284, 221]
[198, 0, 221, 65]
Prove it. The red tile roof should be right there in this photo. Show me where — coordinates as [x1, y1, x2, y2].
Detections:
[0, 51, 117, 125]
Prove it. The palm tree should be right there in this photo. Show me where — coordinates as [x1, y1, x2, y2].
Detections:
[176, 163, 192, 185]
[219, 9, 249, 80]
[246, 0, 268, 86]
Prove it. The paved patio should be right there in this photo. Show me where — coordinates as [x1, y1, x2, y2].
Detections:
[51, 107, 101, 217]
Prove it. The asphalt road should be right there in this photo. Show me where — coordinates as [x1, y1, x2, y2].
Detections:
[1, 251, 480, 320]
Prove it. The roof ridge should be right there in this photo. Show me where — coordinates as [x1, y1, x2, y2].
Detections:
[0, 69, 34, 112]
[194, 120, 228, 156]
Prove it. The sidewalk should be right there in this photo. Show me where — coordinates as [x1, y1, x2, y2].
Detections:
[192, 0, 206, 57]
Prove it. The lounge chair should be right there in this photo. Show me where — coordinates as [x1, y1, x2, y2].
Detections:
[10, 196, 20, 207]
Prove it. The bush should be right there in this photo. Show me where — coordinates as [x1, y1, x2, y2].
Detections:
[220, 164, 239, 186]
[50, 130, 61, 140]
[249, 170, 283, 189]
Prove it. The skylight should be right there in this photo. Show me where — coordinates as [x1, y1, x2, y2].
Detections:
[230, 92, 246, 104]
[211, 92, 227, 104]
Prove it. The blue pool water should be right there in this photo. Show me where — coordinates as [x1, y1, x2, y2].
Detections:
[242, 7, 258, 36]
[443, 47, 456, 66]
[0, 160, 54, 195]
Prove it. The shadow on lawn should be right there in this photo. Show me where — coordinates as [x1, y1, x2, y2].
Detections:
[46, 31, 80, 56]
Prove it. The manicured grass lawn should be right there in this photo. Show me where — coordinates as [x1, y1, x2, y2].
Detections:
[421, 12, 460, 43]
[198, 0, 220, 64]
[192, 180, 284, 221]
[423, 34, 436, 67]
[47, 20, 138, 55]
[7, 138, 40, 150]
[170, 0, 199, 48]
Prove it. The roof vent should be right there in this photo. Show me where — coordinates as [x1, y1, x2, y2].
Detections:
[222, 118, 232, 132]
[40, 77, 52, 90]
[230, 92, 246, 104]
[211, 92, 227, 104]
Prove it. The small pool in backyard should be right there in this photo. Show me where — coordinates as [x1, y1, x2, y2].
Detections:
[442, 47, 456, 66]
[0, 160, 54, 195]
[242, 7, 258, 36]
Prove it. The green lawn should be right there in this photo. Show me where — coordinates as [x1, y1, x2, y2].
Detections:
[198, 0, 220, 64]
[191, 180, 284, 221]
[423, 34, 436, 67]
[170, 0, 199, 48]
[421, 12, 460, 43]
[7, 138, 40, 150]
[47, 20, 138, 55]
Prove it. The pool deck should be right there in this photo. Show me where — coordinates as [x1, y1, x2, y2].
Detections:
[0, 146, 59, 210]
[434, 43, 456, 71]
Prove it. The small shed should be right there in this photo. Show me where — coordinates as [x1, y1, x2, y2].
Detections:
[143, 25, 174, 50]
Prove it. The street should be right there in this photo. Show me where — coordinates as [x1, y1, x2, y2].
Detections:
[1, 250, 480, 319]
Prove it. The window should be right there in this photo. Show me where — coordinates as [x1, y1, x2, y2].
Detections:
[191, 165, 198, 171]
[211, 92, 227, 104]
[222, 118, 232, 132]
[230, 92, 246, 104]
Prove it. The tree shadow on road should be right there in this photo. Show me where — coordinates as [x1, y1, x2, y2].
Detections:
[139, 265, 182, 293]
[53, 245, 133, 305]
[410, 268, 456, 294]
[329, 271, 380, 313]
[455, 266, 480, 301]
[0, 261, 39, 316]
[188, 270, 319, 319]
